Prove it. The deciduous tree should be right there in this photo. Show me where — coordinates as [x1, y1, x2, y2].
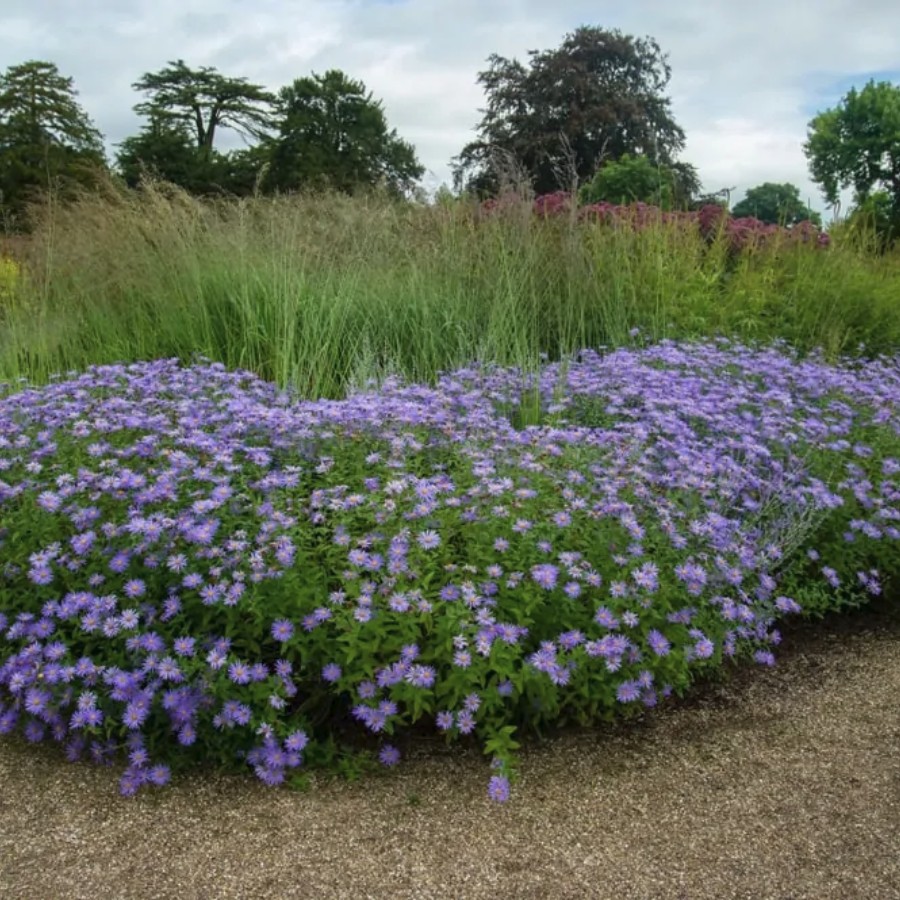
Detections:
[731, 182, 821, 227]
[453, 26, 687, 196]
[804, 80, 900, 215]
[578, 153, 700, 209]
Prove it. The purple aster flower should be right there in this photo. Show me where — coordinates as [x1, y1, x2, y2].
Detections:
[616, 680, 642, 703]
[463, 693, 481, 713]
[322, 663, 342, 683]
[416, 530, 441, 550]
[28, 566, 53, 585]
[147, 765, 171, 787]
[173, 637, 196, 657]
[379, 744, 401, 767]
[774, 596, 801, 614]
[632, 562, 659, 592]
[284, 731, 308, 753]
[487, 775, 510, 803]
[227, 662, 252, 685]
[124, 579, 146, 599]
[530, 563, 559, 590]
[456, 710, 476, 734]
[405, 665, 436, 689]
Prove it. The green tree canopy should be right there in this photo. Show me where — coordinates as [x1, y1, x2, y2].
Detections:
[578, 153, 700, 209]
[115, 115, 214, 191]
[731, 181, 821, 227]
[804, 80, 900, 211]
[266, 69, 424, 196]
[840, 190, 898, 251]
[132, 60, 276, 156]
[453, 26, 687, 196]
[0, 60, 106, 223]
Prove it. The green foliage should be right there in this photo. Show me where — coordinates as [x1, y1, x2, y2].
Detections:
[132, 59, 276, 154]
[115, 117, 216, 191]
[266, 70, 424, 197]
[115, 117, 267, 197]
[731, 182, 821, 227]
[839, 190, 900, 252]
[453, 26, 687, 196]
[804, 79, 900, 215]
[578, 154, 700, 209]
[4, 183, 900, 395]
[0, 60, 106, 225]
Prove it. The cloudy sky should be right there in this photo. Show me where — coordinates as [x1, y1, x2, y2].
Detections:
[2, 0, 898, 215]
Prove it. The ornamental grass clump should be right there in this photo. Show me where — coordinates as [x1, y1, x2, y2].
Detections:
[1, 341, 898, 802]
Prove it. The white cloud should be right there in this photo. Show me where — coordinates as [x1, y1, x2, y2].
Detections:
[1, 0, 898, 215]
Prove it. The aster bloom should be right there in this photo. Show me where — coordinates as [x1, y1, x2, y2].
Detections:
[594, 607, 620, 629]
[227, 662, 252, 685]
[616, 681, 642, 703]
[416, 530, 441, 550]
[379, 744, 401, 767]
[456, 710, 476, 734]
[173, 637, 196, 657]
[646, 629, 671, 657]
[321, 663, 342, 683]
[405, 665, 436, 689]
[530, 563, 559, 590]
[284, 731, 308, 753]
[270, 619, 295, 642]
[632, 562, 659, 593]
[487, 775, 511, 803]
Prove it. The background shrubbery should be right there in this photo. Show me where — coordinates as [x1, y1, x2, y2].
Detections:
[2, 181, 900, 397]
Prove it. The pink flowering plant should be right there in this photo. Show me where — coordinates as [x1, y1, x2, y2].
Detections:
[483, 191, 831, 255]
[1, 341, 897, 802]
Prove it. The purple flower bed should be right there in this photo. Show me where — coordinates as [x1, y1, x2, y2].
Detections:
[1, 341, 897, 801]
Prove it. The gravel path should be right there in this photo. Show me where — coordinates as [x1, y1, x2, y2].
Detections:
[1, 601, 899, 900]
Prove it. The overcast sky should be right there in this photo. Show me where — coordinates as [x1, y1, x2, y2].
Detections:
[2, 0, 898, 216]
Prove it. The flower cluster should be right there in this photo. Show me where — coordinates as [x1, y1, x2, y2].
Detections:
[1, 341, 897, 802]
[481, 192, 831, 252]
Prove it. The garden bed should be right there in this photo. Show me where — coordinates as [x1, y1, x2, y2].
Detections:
[1, 339, 898, 801]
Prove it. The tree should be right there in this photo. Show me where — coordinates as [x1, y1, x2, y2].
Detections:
[266, 69, 424, 196]
[0, 60, 106, 223]
[132, 60, 276, 157]
[453, 26, 687, 196]
[731, 182, 821, 227]
[115, 115, 214, 191]
[804, 80, 900, 215]
[578, 153, 700, 209]
[840, 190, 898, 251]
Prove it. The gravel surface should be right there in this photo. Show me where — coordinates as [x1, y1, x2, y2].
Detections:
[1, 601, 899, 900]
